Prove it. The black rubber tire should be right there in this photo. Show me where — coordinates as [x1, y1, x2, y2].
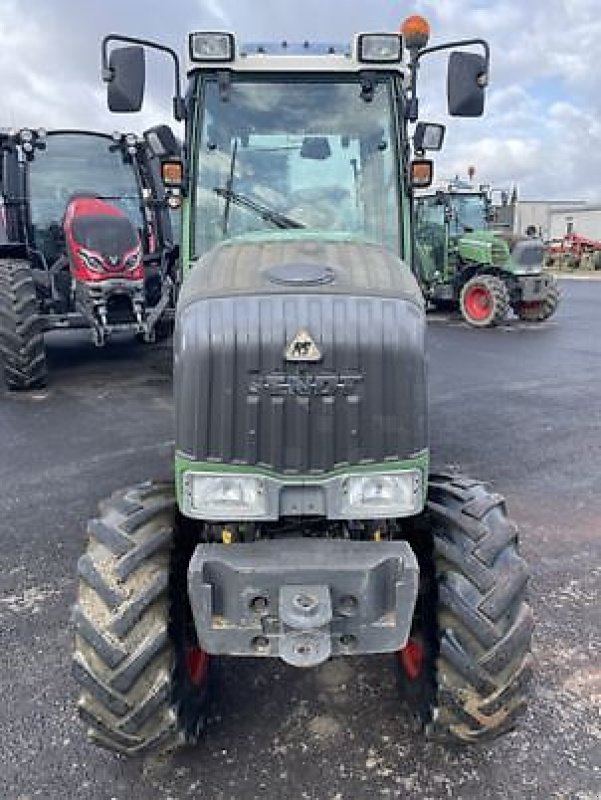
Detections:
[0, 259, 47, 390]
[72, 482, 211, 756]
[399, 473, 533, 744]
[459, 275, 510, 327]
[517, 278, 560, 322]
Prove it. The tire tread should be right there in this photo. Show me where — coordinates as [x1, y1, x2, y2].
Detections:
[400, 473, 533, 745]
[0, 258, 47, 390]
[72, 483, 194, 756]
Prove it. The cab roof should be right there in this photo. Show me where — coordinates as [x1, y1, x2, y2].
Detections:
[186, 36, 410, 83]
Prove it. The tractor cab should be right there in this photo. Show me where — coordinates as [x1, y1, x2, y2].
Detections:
[193, 72, 402, 257]
[26, 131, 147, 265]
[447, 190, 489, 235]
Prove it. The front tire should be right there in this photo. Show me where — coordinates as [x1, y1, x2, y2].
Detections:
[72, 482, 211, 756]
[0, 259, 47, 389]
[399, 473, 533, 743]
[517, 278, 560, 322]
[459, 275, 510, 327]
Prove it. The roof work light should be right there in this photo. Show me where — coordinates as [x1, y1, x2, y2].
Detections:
[189, 32, 235, 62]
[357, 33, 403, 63]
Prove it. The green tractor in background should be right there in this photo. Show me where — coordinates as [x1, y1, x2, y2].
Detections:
[415, 181, 560, 326]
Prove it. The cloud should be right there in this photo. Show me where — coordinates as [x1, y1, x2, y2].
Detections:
[446, 136, 544, 185]
[0, 0, 599, 200]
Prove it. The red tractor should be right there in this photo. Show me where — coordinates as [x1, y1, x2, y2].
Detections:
[546, 232, 601, 271]
[64, 196, 146, 338]
[0, 128, 179, 389]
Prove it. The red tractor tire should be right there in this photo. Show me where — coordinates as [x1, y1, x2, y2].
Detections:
[459, 275, 510, 327]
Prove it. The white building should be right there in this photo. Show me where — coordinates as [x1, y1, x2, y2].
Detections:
[548, 205, 601, 240]
[512, 201, 601, 241]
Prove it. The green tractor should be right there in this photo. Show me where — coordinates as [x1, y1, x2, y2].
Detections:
[71, 21, 533, 756]
[416, 182, 560, 326]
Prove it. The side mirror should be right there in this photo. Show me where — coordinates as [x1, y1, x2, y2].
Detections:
[410, 159, 433, 189]
[447, 51, 487, 117]
[107, 46, 146, 113]
[144, 125, 180, 159]
[414, 122, 446, 152]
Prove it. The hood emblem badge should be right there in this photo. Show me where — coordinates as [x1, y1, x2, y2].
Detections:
[285, 329, 322, 362]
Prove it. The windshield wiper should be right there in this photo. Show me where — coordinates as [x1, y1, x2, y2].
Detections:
[214, 186, 305, 231]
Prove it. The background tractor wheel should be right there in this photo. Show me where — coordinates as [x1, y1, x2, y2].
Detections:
[398, 473, 533, 744]
[72, 482, 212, 756]
[459, 275, 510, 327]
[0, 259, 47, 390]
[518, 278, 560, 322]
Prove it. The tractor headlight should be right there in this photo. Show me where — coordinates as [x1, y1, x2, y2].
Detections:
[184, 473, 267, 519]
[340, 470, 422, 518]
[79, 249, 105, 272]
[124, 249, 141, 270]
[189, 32, 235, 62]
[357, 34, 403, 63]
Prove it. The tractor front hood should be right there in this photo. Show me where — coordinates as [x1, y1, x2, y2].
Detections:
[458, 229, 510, 268]
[174, 235, 427, 511]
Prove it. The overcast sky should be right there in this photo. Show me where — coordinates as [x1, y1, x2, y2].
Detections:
[1, 0, 599, 201]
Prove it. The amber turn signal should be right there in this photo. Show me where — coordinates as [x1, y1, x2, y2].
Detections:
[401, 15, 431, 51]
[161, 159, 184, 187]
[410, 159, 433, 189]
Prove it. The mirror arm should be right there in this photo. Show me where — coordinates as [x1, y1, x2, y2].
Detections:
[101, 33, 186, 121]
[416, 38, 490, 77]
[405, 37, 490, 123]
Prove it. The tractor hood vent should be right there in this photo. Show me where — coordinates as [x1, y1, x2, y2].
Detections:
[267, 261, 335, 286]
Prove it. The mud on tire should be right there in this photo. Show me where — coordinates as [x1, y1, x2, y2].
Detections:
[399, 473, 533, 744]
[72, 482, 211, 756]
[0, 259, 47, 389]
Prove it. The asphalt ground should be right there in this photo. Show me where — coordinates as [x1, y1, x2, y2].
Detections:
[0, 279, 599, 800]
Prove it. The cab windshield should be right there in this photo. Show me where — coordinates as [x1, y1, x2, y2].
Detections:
[193, 76, 402, 257]
[28, 133, 144, 263]
[449, 193, 487, 236]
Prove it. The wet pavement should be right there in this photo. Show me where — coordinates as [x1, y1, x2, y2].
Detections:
[0, 279, 599, 799]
